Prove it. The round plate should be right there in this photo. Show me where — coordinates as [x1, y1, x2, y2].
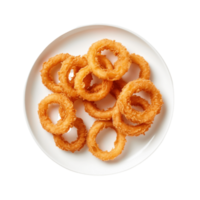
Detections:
[24, 24, 174, 175]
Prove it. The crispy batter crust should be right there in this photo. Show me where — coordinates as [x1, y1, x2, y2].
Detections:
[117, 79, 163, 124]
[74, 56, 113, 101]
[53, 117, 87, 152]
[113, 95, 152, 136]
[59, 56, 92, 99]
[38, 93, 76, 135]
[83, 101, 116, 120]
[87, 39, 131, 81]
[87, 121, 126, 161]
[40, 53, 70, 92]
[83, 83, 120, 120]
[115, 53, 150, 89]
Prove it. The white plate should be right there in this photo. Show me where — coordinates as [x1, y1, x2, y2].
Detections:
[24, 24, 174, 175]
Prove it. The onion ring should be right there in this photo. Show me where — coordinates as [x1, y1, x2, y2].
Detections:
[117, 79, 163, 124]
[59, 56, 92, 99]
[115, 53, 150, 89]
[113, 95, 152, 136]
[69, 66, 93, 100]
[38, 93, 76, 135]
[87, 120, 126, 161]
[83, 83, 120, 120]
[53, 117, 87, 152]
[87, 39, 131, 81]
[74, 56, 113, 101]
[130, 53, 150, 79]
[40, 53, 71, 93]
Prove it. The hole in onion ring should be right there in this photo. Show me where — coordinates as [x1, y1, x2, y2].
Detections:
[96, 128, 117, 151]
[49, 63, 62, 84]
[47, 103, 60, 124]
[131, 105, 144, 112]
[101, 50, 118, 65]
[121, 63, 140, 82]
[95, 93, 116, 110]
[62, 127, 78, 143]
[68, 69, 75, 81]
[133, 91, 151, 104]
[89, 74, 102, 87]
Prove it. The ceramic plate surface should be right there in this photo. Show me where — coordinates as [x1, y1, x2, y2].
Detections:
[25, 24, 174, 175]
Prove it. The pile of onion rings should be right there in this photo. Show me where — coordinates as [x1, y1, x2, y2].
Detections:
[38, 39, 163, 160]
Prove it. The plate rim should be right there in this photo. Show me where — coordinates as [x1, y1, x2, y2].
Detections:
[21, 23, 176, 177]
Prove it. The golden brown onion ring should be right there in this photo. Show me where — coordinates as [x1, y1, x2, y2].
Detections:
[113, 95, 152, 136]
[40, 53, 70, 93]
[115, 53, 150, 89]
[117, 79, 163, 124]
[59, 56, 92, 99]
[38, 93, 76, 135]
[87, 39, 131, 81]
[74, 56, 113, 101]
[68, 64, 92, 87]
[87, 120, 126, 161]
[83, 83, 120, 120]
[54, 117, 87, 153]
